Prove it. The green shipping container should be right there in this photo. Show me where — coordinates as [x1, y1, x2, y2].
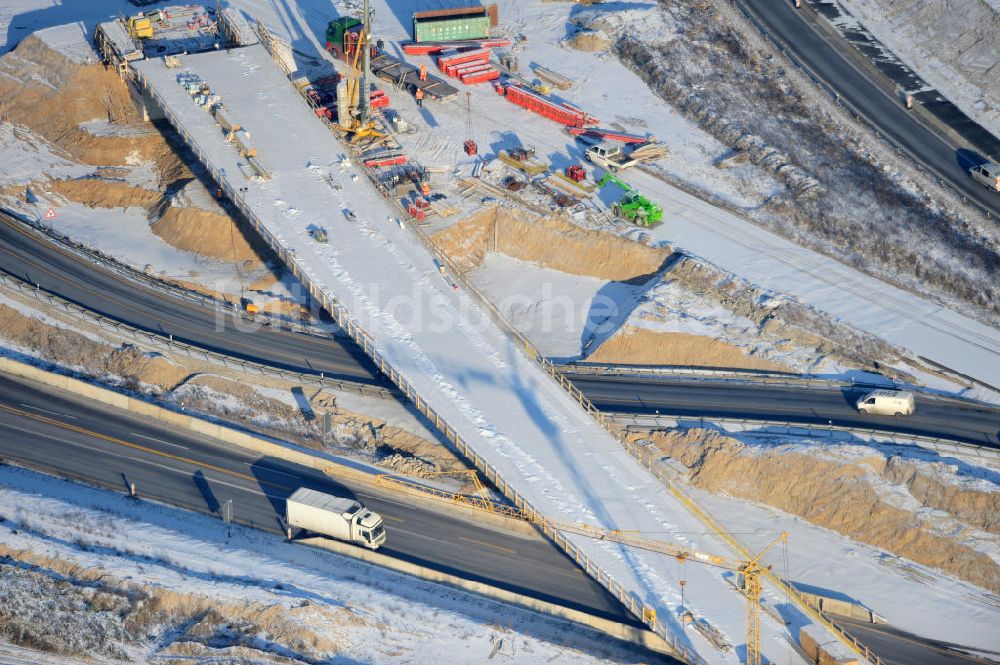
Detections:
[413, 15, 490, 43]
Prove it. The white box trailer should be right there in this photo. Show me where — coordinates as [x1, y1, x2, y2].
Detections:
[286, 487, 386, 549]
[855, 389, 916, 417]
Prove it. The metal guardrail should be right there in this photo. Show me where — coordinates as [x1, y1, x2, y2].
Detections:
[0, 207, 333, 341]
[609, 411, 1000, 460]
[0, 269, 390, 398]
[725, 0, 995, 222]
[128, 61, 705, 664]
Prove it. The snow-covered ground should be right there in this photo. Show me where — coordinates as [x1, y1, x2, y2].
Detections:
[470, 253, 643, 361]
[0, 464, 649, 664]
[0, 1, 996, 661]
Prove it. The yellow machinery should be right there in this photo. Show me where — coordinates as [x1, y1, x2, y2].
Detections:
[128, 16, 154, 40]
[375, 472, 788, 665]
[336, 0, 382, 142]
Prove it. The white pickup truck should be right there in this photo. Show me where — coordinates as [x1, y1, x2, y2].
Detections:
[286, 488, 387, 549]
[584, 142, 638, 173]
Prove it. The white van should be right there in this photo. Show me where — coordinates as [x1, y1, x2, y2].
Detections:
[855, 390, 916, 417]
[970, 161, 1000, 192]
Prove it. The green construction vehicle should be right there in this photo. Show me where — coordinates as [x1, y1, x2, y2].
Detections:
[597, 172, 663, 227]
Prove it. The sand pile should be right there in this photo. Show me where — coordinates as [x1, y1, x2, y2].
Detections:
[43, 178, 160, 209]
[588, 326, 788, 370]
[152, 207, 261, 264]
[568, 30, 612, 51]
[434, 207, 669, 280]
[589, 253, 910, 375]
[633, 427, 1000, 591]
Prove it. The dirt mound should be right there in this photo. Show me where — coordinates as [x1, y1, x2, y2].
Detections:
[589, 325, 789, 370]
[152, 207, 262, 265]
[44, 178, 160, 209]
[0, 303, 188, 391]
[568, 29, 612, 51]
[0, 36, 164, 167]
[434, 207, 668, 280]
[634, 427, 1000, 592]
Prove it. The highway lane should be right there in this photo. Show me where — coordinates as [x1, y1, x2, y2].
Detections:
[570, 375, 1000, 448]
[0, 216, 382, 384]
[737, 0, 1000, 216]
[835, 616, 998, 665]
[0, 371, 634, 624]
[3, 214, 999, 448]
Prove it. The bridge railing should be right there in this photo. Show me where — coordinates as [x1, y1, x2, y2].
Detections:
[130, 63, 702, 663]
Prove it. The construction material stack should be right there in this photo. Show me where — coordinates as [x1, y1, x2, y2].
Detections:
[437, 48, 499, 85]
[402, 38, 510, 55]
[495, 83, 598, 127]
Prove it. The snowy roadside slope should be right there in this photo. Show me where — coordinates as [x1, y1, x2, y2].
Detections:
[0, 466, 648, 665]
[133, 46, 815, 665]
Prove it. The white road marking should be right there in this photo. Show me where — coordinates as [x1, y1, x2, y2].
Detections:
[19, 403, 77, 420]
[129, 432, 189, 450]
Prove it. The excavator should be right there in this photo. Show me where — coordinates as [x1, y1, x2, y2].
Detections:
[598, 171, 663, 227]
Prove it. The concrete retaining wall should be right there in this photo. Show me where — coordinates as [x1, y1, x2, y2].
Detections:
[0, 357, 671, 655]
[801, 626, 861, 665]
[298, 534, 671, 654]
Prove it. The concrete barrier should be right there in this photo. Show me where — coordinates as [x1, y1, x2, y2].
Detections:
[801, 626, 861, 665]
[0, 358, 673, 653]
[0, 357, 538, 537]
[296, 536, 672, 655]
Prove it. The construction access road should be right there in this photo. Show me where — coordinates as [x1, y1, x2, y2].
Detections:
[2, 213, 998, 450]
[736, 0, 1000, 217]
[0, 370, 633, 625]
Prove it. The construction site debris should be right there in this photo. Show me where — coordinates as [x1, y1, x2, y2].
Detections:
[498, 146, 548, 175]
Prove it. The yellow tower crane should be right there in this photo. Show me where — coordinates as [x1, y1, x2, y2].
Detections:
[336, 0, 382, 142]
[374, 472, 788, 664]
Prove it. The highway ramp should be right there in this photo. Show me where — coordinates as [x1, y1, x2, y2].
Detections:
[0, 371, 632, 624]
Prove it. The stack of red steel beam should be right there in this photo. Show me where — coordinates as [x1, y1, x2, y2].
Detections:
[402, 38, 511, 56]
[565, 126, 648, 143]
[495, 83, 598, 127]
[437, 48, 499, 85]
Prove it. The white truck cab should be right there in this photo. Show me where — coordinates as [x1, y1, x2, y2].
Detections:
[855, 389, 916, 417]
[286, 488, 387, 549]
[970, 161, 1000, 192]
